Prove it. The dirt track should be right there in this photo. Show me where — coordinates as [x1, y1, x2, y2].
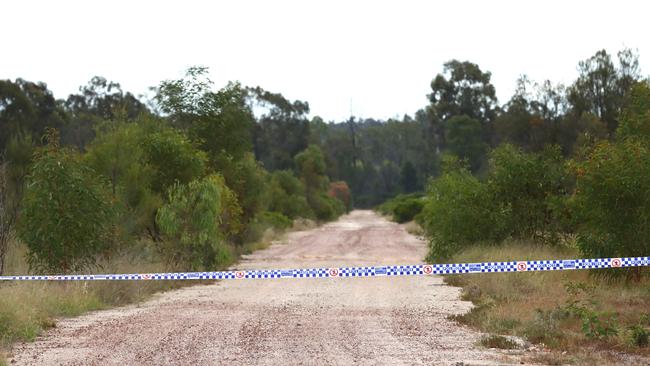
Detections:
[9, 210, 528, 365]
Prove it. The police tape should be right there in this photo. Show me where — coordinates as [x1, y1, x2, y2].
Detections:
[0, 256, 648, 281]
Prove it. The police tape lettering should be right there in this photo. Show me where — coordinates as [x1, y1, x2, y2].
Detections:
[0, 256, 648, 281]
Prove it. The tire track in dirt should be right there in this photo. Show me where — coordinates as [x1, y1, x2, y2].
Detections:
[9, 210, 530, 365]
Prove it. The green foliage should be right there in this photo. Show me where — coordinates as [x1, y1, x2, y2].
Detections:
[18, 131, 115, 273]
[629, 324, 649, 347]
[155, 175, 232, 270]
[568, 48, 640, 136]
[393, 198, 424, 223]
[488, 144, 567, 242]
[572, 139, 650, 280]
[141, 127, 207, 195]
[295, 145, 328, 193]
[85, 122, 160, 239]
[268, 170, 314, 219]
[562, 282, 619, 340]
[295, 145, 345, 221]
[418, 170, 507, 261]
[445, 115, 487, 172]
[310, 193, 345, 222]
[377, 194, 424, 223]
[400, 161, 418, 193]
[258, 211, 292, 231]
[249, 86, 310, 171]
[0, 79, 67, 151]
[618, 82, 650, 140]
[224, 153, 270, 226]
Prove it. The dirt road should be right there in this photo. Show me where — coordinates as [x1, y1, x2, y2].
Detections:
[9, 210, 528, 365]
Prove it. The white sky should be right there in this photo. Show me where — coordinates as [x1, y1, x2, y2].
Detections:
[1, 0, 648, 121]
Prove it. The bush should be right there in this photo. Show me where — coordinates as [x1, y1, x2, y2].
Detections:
[155, 175, 232, 270]
[259, 211, 292, 231]
[572, 139, 650, 280]
[629, 324, 649, 347]
[393, 198, 424, 223]
[488, 144, 567, 242]
[141, 126, 207, 195]
[268, 170, 314, 219]
[376, 193, 422, 217]
[418, 170, 507, 261]
[310, 193, 345, 222]
[18, 131, 116, 273]
[328, 181, 352, 212]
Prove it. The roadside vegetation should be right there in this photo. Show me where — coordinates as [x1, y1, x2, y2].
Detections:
[0, 69, 349, 360]
[378, 51, 650, 362]
[1, 46, 649, 362]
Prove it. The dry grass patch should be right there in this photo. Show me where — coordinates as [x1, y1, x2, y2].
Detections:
[444, 240, 650, 362]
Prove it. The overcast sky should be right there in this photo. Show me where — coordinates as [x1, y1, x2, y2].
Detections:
[2, 0, 648, 121]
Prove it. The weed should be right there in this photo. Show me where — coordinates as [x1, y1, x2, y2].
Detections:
[629, 324, 649, 347]
[479, 334, 520, 349]
[522, 308, 566, 347]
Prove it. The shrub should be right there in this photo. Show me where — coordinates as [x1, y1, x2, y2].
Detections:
[629, 324, 649, 347]
[18, 131, 115, 273]
[572, 139, 650, 280]
[310, 193, 345, 222]
[155, 175, 232, 270]
[141, 126, 207, 195]
[488, 144, 567, 242]
[376, 193, 423, 217]
[268, 170, 314, 219]
[418, 170, 507, 261]
[328, 181, 352, 212]
[392, 198, 424, 223]
[259, 211, 292, 231]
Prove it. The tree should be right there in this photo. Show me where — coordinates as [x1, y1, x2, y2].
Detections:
[617, 82, 650, 140]
[141, 126, 207, 195]
[61, 76, 149, 149]
[572, 84, 650, 280]
[445, 115, 487, 172]
[573, 139, 650, 280]
[156, 175, 232, 270]
[18, 129, 114, 273]
[294, 145, 344, 220]
[418, 168, 507, 261]
[155, 67, 254, 165]
[0, 79, 67, 151]
[224, 153, 270, 226]
[567, 48, 641, 137]
[268, 170, 313, 219]
[0, 162, 13, 275]
[84, 121, 160, 238]
[250, 87, 311, 170]
[488, 144, 567, 241]
[400, 161, 418, 193]
[0, 133, 33, 274]
[428, 60, 498, 149]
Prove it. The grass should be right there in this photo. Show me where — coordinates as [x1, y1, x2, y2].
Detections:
[0, 222, 292, 362]
[0, 240, 192, 361]
[442, 240, 650, 363]
[479, 334, 521, 349]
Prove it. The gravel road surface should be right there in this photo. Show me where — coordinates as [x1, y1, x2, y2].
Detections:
[9, 210, 530, 365]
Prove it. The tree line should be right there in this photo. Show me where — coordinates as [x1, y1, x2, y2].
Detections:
[0, 47, 646, 275]
[0, 67, 349, 274]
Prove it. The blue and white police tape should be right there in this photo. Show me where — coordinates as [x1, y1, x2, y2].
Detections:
[0, 256, 648, 281]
